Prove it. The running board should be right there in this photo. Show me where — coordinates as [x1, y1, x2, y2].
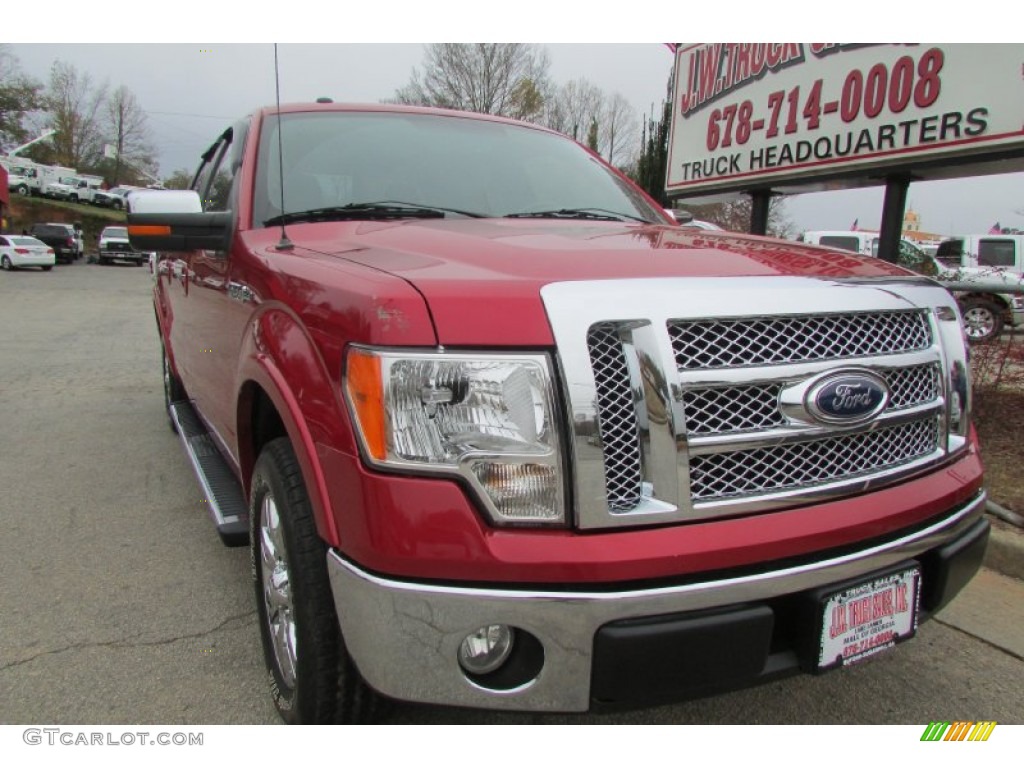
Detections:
[169, 401, 250, 547]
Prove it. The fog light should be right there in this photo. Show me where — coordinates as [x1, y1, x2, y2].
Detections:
[458, 625, 514, 675]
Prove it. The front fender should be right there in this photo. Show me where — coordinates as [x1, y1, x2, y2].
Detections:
[235, 307, 351, 548]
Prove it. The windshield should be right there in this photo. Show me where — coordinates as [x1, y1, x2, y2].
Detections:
[103, 227, 128, 238]
[253, 111, 661, 227]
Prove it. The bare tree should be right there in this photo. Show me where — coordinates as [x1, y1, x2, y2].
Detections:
[685, 197, 794, 238]
[46, 60, 108, 169]
[394, 44, 550, 121]
[599, 93, 639, 168]
[544, 78, 604, 143]
[0, 44, 44, 151]
[105, 85, 157, 185]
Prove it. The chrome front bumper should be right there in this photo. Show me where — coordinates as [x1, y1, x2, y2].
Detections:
[327, 490, 986, 712]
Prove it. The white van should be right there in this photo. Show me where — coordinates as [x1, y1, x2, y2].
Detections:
[799, 230, 927, 264]
[799, 230, 877, 256]
[935, 234, 1024, 276]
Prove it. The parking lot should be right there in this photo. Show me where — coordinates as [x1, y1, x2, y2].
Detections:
[1, 260, 1021, 725]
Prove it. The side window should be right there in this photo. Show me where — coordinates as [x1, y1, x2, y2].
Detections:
[936, 239, 963, 267]
[191, 152, 217, 206]
[977, 239, 1015, 268]
[819, 236, 860, 252]
[191, 135, 230, 211]
[191, 123, 245, 213]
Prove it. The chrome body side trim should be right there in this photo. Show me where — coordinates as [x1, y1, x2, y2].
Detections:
[327, 490, 985, 712]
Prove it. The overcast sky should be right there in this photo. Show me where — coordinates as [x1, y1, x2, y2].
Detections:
[7, 6, 1022, 237]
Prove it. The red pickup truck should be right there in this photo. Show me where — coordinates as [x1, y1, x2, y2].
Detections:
[128, 102, 988, 724]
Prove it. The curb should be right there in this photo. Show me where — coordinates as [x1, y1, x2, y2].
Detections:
[984, 513, 1024, 581]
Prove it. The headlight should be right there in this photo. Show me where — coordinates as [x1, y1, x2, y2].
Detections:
[344, 347, 566, 526]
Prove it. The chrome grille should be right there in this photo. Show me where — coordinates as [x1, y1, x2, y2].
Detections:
[669, 310, 931, 369]
[587, 324, 642, 511]
[885, 364, 940, 409]
[681, 364, 941, 436]
[689, 419, 939, 501]
[682, 384, 785, 435]
[541, 277, 960, 530]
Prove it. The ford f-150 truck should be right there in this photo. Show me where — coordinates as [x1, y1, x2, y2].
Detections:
[127, 102, 988, 724]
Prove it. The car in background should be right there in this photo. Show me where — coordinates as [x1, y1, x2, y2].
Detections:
[42, 177, 76, 200]
[65, 176, 106, 205]
[664, 209, 724, 230]
[798, 230, 877, 256]
[0, 235, 55, 271]
[823, 233, 1022, 343]
[28, 223, 81, 264]
[936, 234, 1024, 277]
[99, 185, 142, 211]
[97, 225, 147, 266]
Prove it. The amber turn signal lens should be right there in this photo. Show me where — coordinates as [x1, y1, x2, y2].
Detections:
[345, 349, 387, 461]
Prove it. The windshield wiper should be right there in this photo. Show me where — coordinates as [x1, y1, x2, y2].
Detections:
[264, 200, 484, 227]
[503, 207, 649, 223]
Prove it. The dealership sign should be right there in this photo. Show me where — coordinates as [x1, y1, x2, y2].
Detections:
[666, 44, 1024, 196]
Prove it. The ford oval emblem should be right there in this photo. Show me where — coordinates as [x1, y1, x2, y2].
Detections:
[806, 372, 889, 425]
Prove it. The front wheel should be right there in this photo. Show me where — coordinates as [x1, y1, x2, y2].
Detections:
[960, 298, 1004, 343]
[250, 438, 381, 724]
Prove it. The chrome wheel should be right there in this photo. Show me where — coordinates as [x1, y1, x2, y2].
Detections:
[259, 493, 297, 688]
[961, 303, 999, 342]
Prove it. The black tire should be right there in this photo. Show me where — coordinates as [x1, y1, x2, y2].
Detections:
[960, 297, 1004, 343]
[113, 200, 123, 211]
[16, 184, 28, 196]
[98, 257, 110, 266]
[162, 346, 185, 433]
[250, 437, 381, 724]
[1, 255, 11, 271]
[41, 265, 53, 272]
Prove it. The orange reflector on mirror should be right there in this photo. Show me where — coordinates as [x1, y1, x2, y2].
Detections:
[127, 225, 172, 236]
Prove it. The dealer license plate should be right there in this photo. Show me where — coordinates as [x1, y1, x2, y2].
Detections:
[817, 566, 920, 670]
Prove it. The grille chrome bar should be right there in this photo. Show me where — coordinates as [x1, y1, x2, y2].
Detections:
[689, 418, 940, 502]
[669, 310, 931, 369]
[682, 363, 941, 437]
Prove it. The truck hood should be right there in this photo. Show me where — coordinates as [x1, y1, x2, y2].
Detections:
[280, 218, 919, 347]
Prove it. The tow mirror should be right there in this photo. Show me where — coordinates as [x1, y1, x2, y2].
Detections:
[127, 190, 230, 252]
